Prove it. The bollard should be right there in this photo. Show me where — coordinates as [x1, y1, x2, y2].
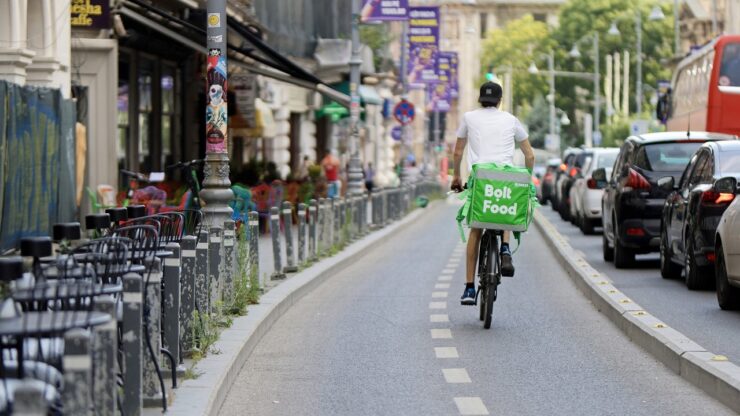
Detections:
[195, 230, 210, 315]
[208, 226, 223, 306]
[13, 381, 48, 416]
[317, 198, 325, 256]
[223, 221, 237, 300]
[309, 199, 318, 261]
[248, 211, 260, 288]
[163, 242, 182, 375]
[92, 296, 117, 415]
[270, 206, 286, 280]
[361, 193, 368, 235]
[179, 236, 196, 357]
[282, 202, 297, 273]
[62, 328, 92, 415]
[340, 197, 348, 244]
[330, 197, 337, 249]
[297, 203, 307, 265]
[122, 273, 143, 415]
[143, 257, 164, 407]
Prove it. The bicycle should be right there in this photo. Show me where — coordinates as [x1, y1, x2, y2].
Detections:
[165, 159, 204, 209]
[476, 228, 503, 329]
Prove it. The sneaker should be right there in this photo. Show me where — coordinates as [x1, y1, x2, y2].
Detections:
[500, 245, 515, 277]
[460, 286, 476, 305]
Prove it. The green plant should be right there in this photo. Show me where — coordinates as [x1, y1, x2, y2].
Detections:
[190, 309, 221, 361]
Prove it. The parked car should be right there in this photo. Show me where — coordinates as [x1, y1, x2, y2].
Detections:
[550, 149, 580, 210]
[540, 158, 561, 205]
[659, 141, 740, 288]
[555, 149, 590, 222]
[595, 132, 736, 269]
[569, 148, 619, 234]
[716, 194, 740, 309]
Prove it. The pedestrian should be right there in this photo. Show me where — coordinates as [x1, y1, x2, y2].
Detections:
[321, 150, 341, 197]
[297, 155, 311, 181]
[364, 162, 375, 193]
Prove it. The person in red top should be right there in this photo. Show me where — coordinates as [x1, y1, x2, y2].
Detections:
[321, 151, 341, 197]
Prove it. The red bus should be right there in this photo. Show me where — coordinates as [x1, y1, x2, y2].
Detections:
[664, 35, 740, 136]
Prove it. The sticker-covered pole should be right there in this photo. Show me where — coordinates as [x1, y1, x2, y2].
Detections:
[201, 0, 234, 226]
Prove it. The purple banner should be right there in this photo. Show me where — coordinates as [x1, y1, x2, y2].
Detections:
[428, 82, 451, 113]
[361, 0, 409, 22]
[407, 7, 439, 87]
[448, 52, 459, 98]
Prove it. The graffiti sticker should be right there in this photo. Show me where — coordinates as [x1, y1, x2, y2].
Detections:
[206, 54, 228, 153]
[208, 13, 221, 28]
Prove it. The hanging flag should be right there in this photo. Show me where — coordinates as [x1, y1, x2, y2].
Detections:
[407, 6, 439, 87]
[360, 0, 409, 22]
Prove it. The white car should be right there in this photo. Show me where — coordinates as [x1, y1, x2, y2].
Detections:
[716, 192, 740, 310]
[569, 148, 619, 234]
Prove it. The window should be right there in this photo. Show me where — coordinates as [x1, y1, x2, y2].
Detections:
[533, 13, 547, 23]
[679, 153, 700, 190]
[634, 142, 703, 172]
[480, 13, 487, 38]
[718, 151, 740, 175]
[138, 59, 153, 172]
[688, 152, 709, 188]
[719, 42, 740, 87]
[161, 65, 177, 169]
[117, 54, 131, 177]
[597, 153, 618, 170]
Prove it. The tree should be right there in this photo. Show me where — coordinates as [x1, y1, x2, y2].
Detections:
[479, 15, 553, 115]
[523, 95, 550, 148]
[360, 24, 395, 72]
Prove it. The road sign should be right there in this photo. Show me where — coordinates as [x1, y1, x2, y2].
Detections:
[391, 126, 403, 141]
[393, 100, 415, 125]
[545, 134, 561, 152]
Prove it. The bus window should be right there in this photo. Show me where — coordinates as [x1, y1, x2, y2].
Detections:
[719, 42, 740, 87]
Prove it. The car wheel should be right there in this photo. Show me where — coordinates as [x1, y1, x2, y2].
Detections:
[581, 216, 594, 235]
[559, 200, 570, 222]
[613, 224, 634, 269]
[660, 227, 681, 279]
[684, 235, 711, 290]
[603, 230, 614, 262]
[716, 241, 740, 310]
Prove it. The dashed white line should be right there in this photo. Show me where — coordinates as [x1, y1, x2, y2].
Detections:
[434, 347, 459, 358]
[432, 291, 448, 298]
[442, 368, 471, 383]
[430, 314, 449, 323]
[431, 328, 452, 339]
[454, 397, 489, 415]
[429, 301, 447, 310]
[435, 283, 450, 289]
[442, 268, 455, 274]
[438, 275, 453, 281]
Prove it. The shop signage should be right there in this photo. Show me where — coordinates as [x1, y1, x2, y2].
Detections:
[71, 0, 109, 29]
[232, 74, 257, 128]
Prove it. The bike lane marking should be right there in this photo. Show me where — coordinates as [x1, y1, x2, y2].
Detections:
[454, 397, 489, 415]
[432, 291, 449, 298]
[429, 301, 447, 309]
[442, 368, 472, 383]
[430, 314, 449, 323]
[431, 328, 452, 339]
[435, 283, 450, 289]
[434, 347, 459, 358]
[439, 275, 453, 281]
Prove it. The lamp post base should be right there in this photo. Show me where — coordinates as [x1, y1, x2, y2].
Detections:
[199, 153, 234, 227]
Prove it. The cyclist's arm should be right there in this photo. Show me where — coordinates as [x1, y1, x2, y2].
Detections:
[519, 138, 535, 172]
[451, 137, 466, 191]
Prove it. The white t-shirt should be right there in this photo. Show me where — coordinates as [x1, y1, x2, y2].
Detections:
[456, 107, 528, 170]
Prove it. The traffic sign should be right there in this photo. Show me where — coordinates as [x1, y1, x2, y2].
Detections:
[391, 126, 403, 141]
[393, 100, 415, 125]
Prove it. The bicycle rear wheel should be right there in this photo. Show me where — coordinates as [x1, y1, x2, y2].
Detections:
[478, 232, 491, 321]
[483, 233, 499, 329]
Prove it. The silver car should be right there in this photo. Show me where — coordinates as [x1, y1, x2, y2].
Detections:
[569, 148, 619, 234]
[715, 182, 740, 310]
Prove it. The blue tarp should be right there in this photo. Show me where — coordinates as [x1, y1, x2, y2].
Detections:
[0, 81, 76, 251]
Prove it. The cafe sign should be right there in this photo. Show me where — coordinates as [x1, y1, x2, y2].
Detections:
[71, 0, 110, 29]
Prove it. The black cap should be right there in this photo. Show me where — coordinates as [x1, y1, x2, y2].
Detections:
[478, 82, 503, 105]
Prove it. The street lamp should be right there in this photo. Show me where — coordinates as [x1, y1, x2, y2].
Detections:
[568, 32, 602, 144]
[528, 62, 539, 75]
[608, 5, 665, 116]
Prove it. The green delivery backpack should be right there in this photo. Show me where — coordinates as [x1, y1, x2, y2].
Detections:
[456, 163, 539, 246]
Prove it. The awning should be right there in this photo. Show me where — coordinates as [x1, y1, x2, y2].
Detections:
[115, 0, 350, 107]
[315, 101, 349, 122]
[359, 86, 383, 106]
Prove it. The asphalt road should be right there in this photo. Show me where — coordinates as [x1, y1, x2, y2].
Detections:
[540, 205, 740, 364]
[220, 199, 732, 416]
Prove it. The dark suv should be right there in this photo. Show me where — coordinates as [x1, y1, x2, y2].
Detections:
[594, 132, 735, 268]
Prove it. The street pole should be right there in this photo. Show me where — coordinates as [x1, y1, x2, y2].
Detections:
[201, 0, 234, 225]
[399, 21, 410, 184]
[593, 33, 601, 141]
[636, 10, 643, 115]
[347, 0, 364, 195]
[674, 0, 680, 56]
[548, 51, 556, 138]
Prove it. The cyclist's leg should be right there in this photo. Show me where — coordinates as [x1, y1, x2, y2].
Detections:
[500, 230, 515, 277]
[466, 228, 482, 284]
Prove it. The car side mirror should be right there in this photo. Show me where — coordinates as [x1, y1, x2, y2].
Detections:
[657, 176, 675, 191]
[714, 176, 738, 194]
[592, 168, 607, 182]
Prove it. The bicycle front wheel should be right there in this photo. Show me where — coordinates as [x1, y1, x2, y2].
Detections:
[478, 232, 491, 321]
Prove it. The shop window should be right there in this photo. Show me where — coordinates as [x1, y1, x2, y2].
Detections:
[480, 13, 487, 38]
[138, 59, 153, 172]
[161, 66, 176, 169]
[118, 54, 131, 178]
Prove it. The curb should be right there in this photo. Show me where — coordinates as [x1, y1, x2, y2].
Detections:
[165, 203, 438, 416]
[534, 211, 740, 413]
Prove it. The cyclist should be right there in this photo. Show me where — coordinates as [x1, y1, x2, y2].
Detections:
[451, 81, 535, 305]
